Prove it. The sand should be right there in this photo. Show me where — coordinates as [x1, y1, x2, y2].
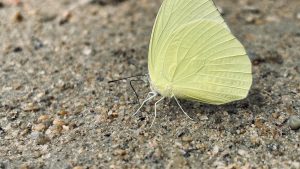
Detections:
[0, 0, 300, 168]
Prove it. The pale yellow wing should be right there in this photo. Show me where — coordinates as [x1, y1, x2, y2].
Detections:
[149, 0, 227, 82]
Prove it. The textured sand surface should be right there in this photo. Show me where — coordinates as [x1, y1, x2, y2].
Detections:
[0, 0, 300, 168]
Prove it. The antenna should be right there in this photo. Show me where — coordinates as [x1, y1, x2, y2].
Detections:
[108, 74, 148, 105]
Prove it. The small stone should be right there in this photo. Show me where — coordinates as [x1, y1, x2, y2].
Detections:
[53, 119, 65, 126]
[33, 92, 45, 102]
[176, 128, 189, 137]
[250, 136, 260, 146]
[13, 46, 22, 52]
[212, 145, 219, 155]
[30, 131, 41, 139]
[108, 110, 118, 119]
[38, 115, 50, 122]
[59, 11, 72, 25]
[238, 149, 248, 156]
[82, 46, 93, 56]
[265, 15, 279, 23]
[32, 123, 46, 132]
[45, 126, 62, 138]
[182, 136, 193, 142]
[242, 6, 260, 13]
[62, 125, 70, 131]
[31, 37, 44, 50]
[272, 112, 280, 119]
[68, 122, 77, 130]
[36, 135, 50, 145]
[22, 102, 40, 112]
[12, 11, 23, 22]
[20, 129, 30, 136]
[0, 127, 5, 136]
[199, 115, 209, 121]
[196, 143, 207, 151]
[30, 131, 50, 144]
[73, 166, 84, 169]
[254, 117, 265, 129]
[0, 2, 4, 8]
[288, 115, 300, 130]
[58, 111, 69, 116]
[297, 12, 300, 20]
[113, 149, 126, 156]
[19, 164, 30, 169]
[245, 15, 256, 23]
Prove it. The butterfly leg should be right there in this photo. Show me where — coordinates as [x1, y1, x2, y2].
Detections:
[173, 95, 193, 120]
[150, 97, 165, 127]
[133, 91, 157, 116]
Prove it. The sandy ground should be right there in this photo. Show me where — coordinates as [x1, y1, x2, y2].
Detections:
[0, 0, 300, 168]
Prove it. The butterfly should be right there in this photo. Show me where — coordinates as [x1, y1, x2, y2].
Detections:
[134, 0, 252, 126]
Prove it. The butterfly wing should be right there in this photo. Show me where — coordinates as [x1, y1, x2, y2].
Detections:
[163, 20, 252, 104]
[149, 0, 228, 83]
[148, 0, 252, 104]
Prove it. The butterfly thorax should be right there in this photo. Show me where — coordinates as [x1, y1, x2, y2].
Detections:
[150, 80, 174, 98]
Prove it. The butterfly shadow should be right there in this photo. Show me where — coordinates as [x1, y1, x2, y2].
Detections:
[166, 87, 266, 126]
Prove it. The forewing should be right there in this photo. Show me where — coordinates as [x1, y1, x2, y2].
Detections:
[148, 0, 227, 81]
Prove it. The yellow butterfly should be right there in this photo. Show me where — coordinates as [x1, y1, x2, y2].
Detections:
[135, 0, 252, 126]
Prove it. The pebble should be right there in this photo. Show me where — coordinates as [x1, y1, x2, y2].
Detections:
[242, 6, 260, 13]
[32, 123, 46, 132]
[238, 149, 248, 157]
[176, 128, 189, 137]
[82, 46, 93, 56]
[108, 110, 118, 119]
[288, 115, 300, 130]
[199, 115, 209, 121]
[265, 15, 279, 23]
[196, 143, 207, 151]
[212, 145, 219, 155]
[73, 166, 84, 169]
[53, 119, 65, 126]
[36, 135, 50, 145]
[250, 136, 261, 146]
[62, 125, 70, 131]
[38, 115, 50, 122]
[30, 131, 50, 145]
[22, 103, 40, 112]
[20, 129, 30, 136]
[181, 136, 193, 143]
[58, 111, 69, 116]
[0, 127, 5, 136]
[244, 14, 258, 24]
[19, 164, 30, 169]
[254, 117, 265, 129]
[33, 92, 45, 102]
[297, 13, 300, 20]
[113, 149, 126, 156]
[12, 11, 23, 22]
[59, 11, 72, 25]
[30, 131, 41, 139]
[45, 126, 62, 138]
